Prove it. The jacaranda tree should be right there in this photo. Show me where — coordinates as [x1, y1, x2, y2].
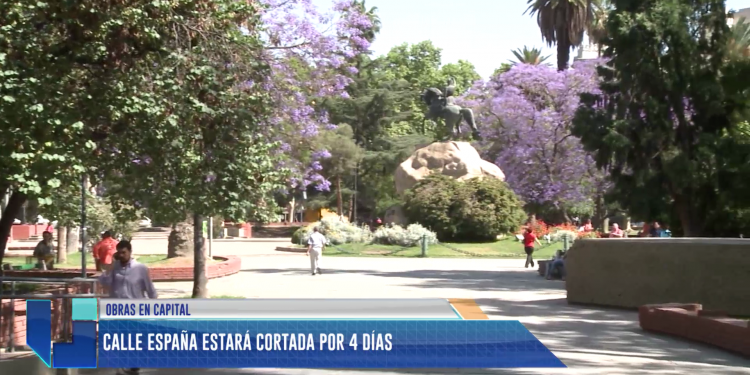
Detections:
[461, 61, 609, 222]
[258, 0, 373, 194]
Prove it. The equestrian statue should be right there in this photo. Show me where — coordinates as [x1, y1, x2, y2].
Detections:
[420, 77, 481, 140]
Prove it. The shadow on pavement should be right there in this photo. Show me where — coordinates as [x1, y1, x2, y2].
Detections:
[239, 268, 561, 293]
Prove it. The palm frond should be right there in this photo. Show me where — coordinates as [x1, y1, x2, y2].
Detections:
[525, 0, 594, 47]
[509, 46, 551, 65]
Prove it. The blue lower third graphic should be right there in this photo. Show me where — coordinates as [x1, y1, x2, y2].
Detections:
[98, 320, 565, 368]
[27, 299, 98, 368]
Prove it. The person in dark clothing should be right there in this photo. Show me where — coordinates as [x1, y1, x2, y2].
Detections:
[649, 222, 663, 237]
[33, 231, 55, 269]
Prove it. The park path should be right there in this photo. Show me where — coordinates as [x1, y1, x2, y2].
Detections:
[149, 245, 750, 374]
[2, 239, 749, 374]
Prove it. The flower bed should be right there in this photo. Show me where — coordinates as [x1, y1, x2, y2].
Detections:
[148, 256, 241, 281]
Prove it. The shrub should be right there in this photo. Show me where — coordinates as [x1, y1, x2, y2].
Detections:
[578, 230, 601, 239]
[403, 174, 527, 241]
[549, 229, 577, 243]
[291, 217, 372, 245]
[372, 224, 438, 247]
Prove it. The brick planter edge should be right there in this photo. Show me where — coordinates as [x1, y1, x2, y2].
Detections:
[2, 256, 241, 282]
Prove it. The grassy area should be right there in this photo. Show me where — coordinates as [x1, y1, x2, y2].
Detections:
[321, 239, 565, 259]
[3, 252, 169, 269]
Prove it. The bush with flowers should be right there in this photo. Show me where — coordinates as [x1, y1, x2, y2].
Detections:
[372, 224, 438, 247]
[292, 217, 373, 245]
[517, 220, 603, 243]
[520, 220, 551, 237]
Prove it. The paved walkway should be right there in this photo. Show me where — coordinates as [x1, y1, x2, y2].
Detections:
[2, 243, 749, 374]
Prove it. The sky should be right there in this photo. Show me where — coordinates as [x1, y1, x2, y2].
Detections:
[313, 0, 750, 79]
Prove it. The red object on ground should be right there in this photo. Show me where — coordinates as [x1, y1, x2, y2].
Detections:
[639, 303, 750, 357]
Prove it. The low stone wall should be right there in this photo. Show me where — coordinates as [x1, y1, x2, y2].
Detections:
[2, 270, 98, 278]
[2, 257, 241, 282]
[639, 303, 750, 356]
[565, 238, 750, 316]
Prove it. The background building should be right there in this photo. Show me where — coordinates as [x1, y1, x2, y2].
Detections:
[728, 7, 750, 26]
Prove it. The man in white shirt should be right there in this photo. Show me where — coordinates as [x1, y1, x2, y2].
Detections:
[307, 227, 326, 275]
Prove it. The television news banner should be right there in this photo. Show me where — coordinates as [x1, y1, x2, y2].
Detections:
[26, 298, 564, 369]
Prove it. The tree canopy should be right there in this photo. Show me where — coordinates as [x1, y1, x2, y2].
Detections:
[572, 0, 750, 236]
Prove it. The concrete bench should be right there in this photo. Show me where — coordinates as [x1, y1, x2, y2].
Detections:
[538, 260, 549, 276]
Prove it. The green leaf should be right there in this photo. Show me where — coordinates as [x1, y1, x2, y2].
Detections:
[47, 179, 62, 188]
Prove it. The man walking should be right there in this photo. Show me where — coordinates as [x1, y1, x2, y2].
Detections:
[99, 240, 157, 375]
[307, 227, 326, 275]
[93, 231, 118, 272]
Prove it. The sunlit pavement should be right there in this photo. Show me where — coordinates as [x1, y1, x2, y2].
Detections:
[3, 241, 749, 374]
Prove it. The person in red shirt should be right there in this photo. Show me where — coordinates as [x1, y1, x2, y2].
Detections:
[93, 231, 118, 272]
[609, 223, 624, 238]
[582, 219, 594, 232]
[523, 228, 543, 268]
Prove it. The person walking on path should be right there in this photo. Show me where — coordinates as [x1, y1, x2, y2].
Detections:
[93, 231, 118, 272]
[99, 240, 157, 375]
[307, 227, 327, 275]
[523, 228, 542, 269]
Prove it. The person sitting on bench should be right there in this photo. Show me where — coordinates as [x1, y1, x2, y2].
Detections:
[34, 231, 55, 270]
[545, 250, 566, 280]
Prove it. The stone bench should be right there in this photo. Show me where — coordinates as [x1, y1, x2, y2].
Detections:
[538, 260, 549, 276]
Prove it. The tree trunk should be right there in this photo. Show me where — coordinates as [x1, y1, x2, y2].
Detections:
[57, 226, 68, 263]
[348, 193, 354, 223]
[192, 213, 208, 298]
[336, 176, 343, 221]
[593, 193, 607, 231]
[288, 197, 295, 223]
[561, 208, 571, 224]
[528, 214, 536, 226]
[674, 195, 701, 237]
[0, 191, 28, 274]
[556, 35, 570, 71]
[66, 227, 78, 253]
[603, 217, 610, 234]
[168, 222, 193, 258]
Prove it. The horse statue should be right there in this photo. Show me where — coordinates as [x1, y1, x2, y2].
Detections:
[420, 78, 481, 140]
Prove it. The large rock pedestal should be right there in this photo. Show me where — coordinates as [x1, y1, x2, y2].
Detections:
[394, 141, 505, 195]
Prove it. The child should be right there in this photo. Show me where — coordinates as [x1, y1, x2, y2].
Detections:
[523, 228, 542, 268]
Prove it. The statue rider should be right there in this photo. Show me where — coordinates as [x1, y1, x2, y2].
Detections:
[443, 77, 457, 106]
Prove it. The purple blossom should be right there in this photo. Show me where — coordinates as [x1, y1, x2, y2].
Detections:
[312, 149, 332, 159]
[459, 60, 610, 207]
[256, 0, 370, 193]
